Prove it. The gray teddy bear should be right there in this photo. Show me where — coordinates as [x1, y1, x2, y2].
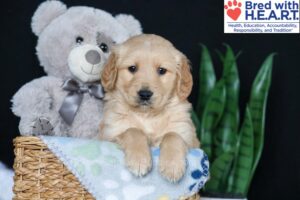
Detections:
[11, 0, 142, 138]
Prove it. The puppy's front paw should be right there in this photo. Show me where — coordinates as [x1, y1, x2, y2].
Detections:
[125, 149, 152, 177]
[159, 152, 186, 182]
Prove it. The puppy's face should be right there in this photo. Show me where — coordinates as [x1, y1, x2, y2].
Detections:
[101, 34, 193, 111]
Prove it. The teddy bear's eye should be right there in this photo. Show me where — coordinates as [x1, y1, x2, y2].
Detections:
[99, 43, 109, 53]
[76, 36, 84, 44]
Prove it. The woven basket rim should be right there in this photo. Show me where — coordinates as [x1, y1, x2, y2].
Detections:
[13, 136, 199, 200]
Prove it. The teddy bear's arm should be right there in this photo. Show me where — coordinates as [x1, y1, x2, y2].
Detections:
[11, 76, 62, 135]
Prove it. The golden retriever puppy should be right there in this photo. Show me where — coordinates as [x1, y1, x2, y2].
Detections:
[99, 34, 200, 183]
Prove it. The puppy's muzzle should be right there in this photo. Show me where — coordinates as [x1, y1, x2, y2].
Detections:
[138, 89, 153, 102]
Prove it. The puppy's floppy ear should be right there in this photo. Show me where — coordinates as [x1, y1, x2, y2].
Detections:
[177, 55, 193, 100]
[101, 52, 118, 91]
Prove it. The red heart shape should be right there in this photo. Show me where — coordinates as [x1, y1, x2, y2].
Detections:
[227, 8, 241, 21]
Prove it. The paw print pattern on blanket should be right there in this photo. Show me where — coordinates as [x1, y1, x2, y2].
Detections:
[71, 141, 119, 176]
[102, 169, 156, 200]
[71, 141, 102, 160]
[189, 152, 209, 192]
[40, 136, 209, 200]
[91, 163, 102, 176]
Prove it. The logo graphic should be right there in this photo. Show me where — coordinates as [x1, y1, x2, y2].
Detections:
[224, 0, 300, 33]
[224, 0, 242, 21]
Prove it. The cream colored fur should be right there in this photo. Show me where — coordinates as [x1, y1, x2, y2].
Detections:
[99, 34, 200, 184]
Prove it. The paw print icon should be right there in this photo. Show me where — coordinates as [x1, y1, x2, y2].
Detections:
[224, 0, 242, 21]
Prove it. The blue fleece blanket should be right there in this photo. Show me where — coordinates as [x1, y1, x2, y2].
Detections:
[40, 136, 209, 200]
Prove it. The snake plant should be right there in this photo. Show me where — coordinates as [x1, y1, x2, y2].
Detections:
[192, 45, 274, 197]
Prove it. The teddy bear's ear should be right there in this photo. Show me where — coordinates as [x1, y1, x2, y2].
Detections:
[31, 0, 67, 36]
[115, 14, 142, 36]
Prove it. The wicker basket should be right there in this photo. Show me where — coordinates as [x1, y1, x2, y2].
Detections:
[13, 136, 199, 200]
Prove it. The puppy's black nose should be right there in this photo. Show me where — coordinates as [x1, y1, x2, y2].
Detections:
[138, 89, 153, 101]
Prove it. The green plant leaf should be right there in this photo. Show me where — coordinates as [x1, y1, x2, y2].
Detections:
[205, 149, 235, 192]
[215, 49, 225, 62]
[248, 53, 275, 182]
[229, 106, 254, 195]
[214, 45, 240, 158]
[196, 44, 216, 120]
[201, 80, 226, 159]
[191, 109, 201, 145]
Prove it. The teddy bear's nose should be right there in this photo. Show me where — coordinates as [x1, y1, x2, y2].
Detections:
[85, 50, 101, 65]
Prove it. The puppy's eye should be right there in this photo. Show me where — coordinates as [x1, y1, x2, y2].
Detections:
[99, 43, 109, 53]
[128, 66, 137, 73]
[157, 67, 167, 75]
[76, 36, 84, 44]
